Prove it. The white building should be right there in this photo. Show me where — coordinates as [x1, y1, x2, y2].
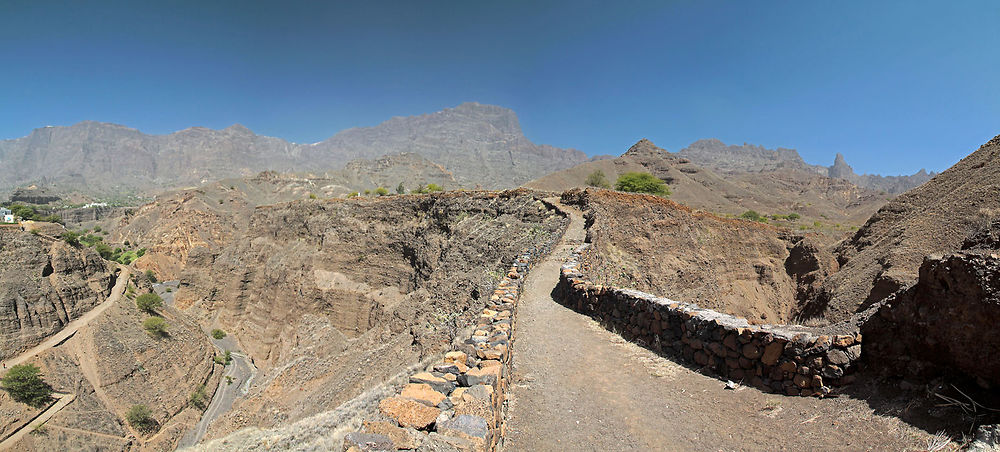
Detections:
[0, 207, 13, 224]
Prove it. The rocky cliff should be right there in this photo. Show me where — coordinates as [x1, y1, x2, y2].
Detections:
[0, 103, 585, 196]
[170, 190, 568, 439]
[0, 228, 115, 359]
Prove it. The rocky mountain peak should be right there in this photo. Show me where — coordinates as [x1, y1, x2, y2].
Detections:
[623, 138, 667, 158]
[828, 152, 854, 179]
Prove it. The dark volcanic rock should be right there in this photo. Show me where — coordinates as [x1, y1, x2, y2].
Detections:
[862, 253, 1000, 384]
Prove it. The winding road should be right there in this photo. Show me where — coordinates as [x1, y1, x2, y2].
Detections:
[0, 266, 129, 451]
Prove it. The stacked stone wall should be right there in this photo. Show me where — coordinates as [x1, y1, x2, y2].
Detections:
[556, 243, 863, 397]
[343, 216, 566, 451]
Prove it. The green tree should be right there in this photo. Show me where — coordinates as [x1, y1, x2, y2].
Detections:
[189, 385, 209, 410]
[375, 187, 389, 196]
[60, 231, 81, 247]
[1, 364, 54, 408]
[211, 329, 227, 340]
[787, 213, 801, 220]
[615, 172, 670, 196]
[126, 404, 157, 432]
[145, 269, 157, 283]
[135, 293, 163, 313]
[739, 210, 765, 222]
[585, 170, 611, 189]
[94, 242, 113, 260]
[142, 316, 169, 337]
[396, 182, 405, 194]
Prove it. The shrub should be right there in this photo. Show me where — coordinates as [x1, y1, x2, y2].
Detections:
[363, 189, 371, 196]
[396, 183, 405, 194]
[585, 170, 611, 189]
[135, 293, 163, 313]
[211, 329, 226, 340]
[126, 404, 157, 432]
[136, 248, 146, 258]
[347, 192, 359, 198]
[426, 184, 444, 192]
[615, 172, 670, 196]
[308, 193, 317, 199]
[30, 422, 48, 436]
[93, 226, 102, 232]
[145, 269, 157, 283]
[60, 231, 81, 247]
[787, 213, 801, 220]
[142, 316, 169, 337]
[189, 385, 209, 410]
[375, 187, 389, 196]
[739, 210, 765, 222]
[1, 364, 54, 408]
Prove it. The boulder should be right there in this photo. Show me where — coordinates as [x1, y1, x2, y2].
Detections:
[401, 383, 447, 407]
[379, 396, 441, 430]
[343, 432, 395, 451]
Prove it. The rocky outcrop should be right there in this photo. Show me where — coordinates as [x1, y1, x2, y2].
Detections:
[862, 253, 1000, 385]
[0, 228, 115, 359]
[9, 186, 61, 204]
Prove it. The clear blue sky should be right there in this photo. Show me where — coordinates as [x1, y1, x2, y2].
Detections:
[1, 1, 998, 175]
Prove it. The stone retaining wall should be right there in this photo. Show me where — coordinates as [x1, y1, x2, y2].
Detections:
[343, 220, 565, 451]
[555, 243, 863, 397]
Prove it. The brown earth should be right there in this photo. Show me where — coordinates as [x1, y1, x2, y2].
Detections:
[812, 133, 1000, 323]
[0, 227, 115, 360]
[560, 188, 838, 324]
[526, 138, 887, 231]
[168, 190, 569, 442]
[505, 201, 948, 452]
[1, 270, 219, 451]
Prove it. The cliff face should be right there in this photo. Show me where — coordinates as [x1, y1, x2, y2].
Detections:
[0, 228, 114, 359]
[172, 190, 568, 438]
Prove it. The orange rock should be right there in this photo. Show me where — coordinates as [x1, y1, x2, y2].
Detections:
[401, 383, 447, 407]
[379, 396, 441, 429]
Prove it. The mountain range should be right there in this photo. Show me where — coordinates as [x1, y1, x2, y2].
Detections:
[0, 103, 588, 197]
[0, 102, 932, 199]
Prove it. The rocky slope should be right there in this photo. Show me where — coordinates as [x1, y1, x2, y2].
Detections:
[560, 188, 837, 324]
[169, 190, 567, 441]
[0, 227, 115, 360]
[809, 134, 1000, 323]
[678, 139, 934, 194]
[0, 103, 585, 197]
[527, 138, 886, 229]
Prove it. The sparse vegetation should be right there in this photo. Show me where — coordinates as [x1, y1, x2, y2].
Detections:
[309, 193, 317, 199]
[145, 269, 157, 283]
[347, 191, 359, 198]
[1, 364, 54, 408]
[142, 316, 169, 337]
[189, 384, 209, 410]
[426, 183, 444, 192]
[213, 350, 233, 366]
[615, 172, 670, 196]
[375, 187, 389, 196]
[5, 204, 62, 224]
[585, 170, 612, 189]
[396, 182, 405, 194]
[126, 404, 157, 432]
[787, 213, 801, 220]
[739, 210, 766, 222]
[211, 329, 227, 340]
[135, 293, 163, 313]
[29, 422, 48, 436]
[60, 231, 81, 246]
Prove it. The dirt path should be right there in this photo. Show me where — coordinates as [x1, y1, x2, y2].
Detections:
[176, 346, 255, 449]
[0, 393, 75, 451]
[6, 266, 130, 368]
[503, 203, 934, 451]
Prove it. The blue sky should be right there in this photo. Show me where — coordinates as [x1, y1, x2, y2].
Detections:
[1, 1, 997, 175]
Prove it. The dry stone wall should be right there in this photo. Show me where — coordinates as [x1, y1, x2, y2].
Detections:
[556, 243, 864, 397]
[343, 234, 562, 451]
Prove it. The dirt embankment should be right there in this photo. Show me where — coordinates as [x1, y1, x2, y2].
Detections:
[813, 133, 1000, 323]
[561, 188, 838, 324]
[171, 190, 569, 440]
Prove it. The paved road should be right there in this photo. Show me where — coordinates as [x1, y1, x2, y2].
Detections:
[6, 266, 130, 368]
[165, 280, 257, 450]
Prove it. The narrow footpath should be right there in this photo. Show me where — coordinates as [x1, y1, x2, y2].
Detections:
[503, 203, 934, 451]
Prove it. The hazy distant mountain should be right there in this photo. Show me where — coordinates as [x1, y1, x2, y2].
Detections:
[0, 103, 587, 197]
[677, 139, 934, 194]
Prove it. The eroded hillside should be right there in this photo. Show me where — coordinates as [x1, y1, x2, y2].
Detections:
[168, 190, 568, 440]
[560, 188, 837, 324]
[0, 227, 114, 359]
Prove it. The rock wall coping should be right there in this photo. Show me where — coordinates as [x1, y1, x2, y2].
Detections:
[556, 243, 862, 397]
